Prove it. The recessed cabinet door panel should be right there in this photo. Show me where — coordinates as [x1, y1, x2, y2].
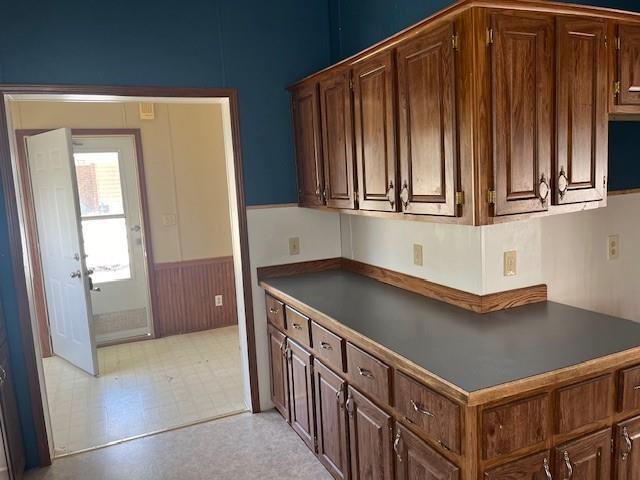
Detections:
[320, 71, 356, 209]
[616, 415, 640, 480]
[291, 83, 324, 207]
[397, 23, 458, 216]
[267, 324, 289, 421]
[618, 24, 640, 106]
[353, 51, 397, 212]
[554, 428, 611, 480]
[287, 339, 316, 451]
[484, 451, 552, 480]
[491, 13, 553, 216]
[556, 17, 608, 205]
[394, 423, 459, 480]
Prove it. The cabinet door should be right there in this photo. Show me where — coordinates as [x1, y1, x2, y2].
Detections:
[267, 324, 289, 421]
[491, 13, 553, 216]
[353, 51, 397, 212]
[291, 82, 324, 207]
[554, 428, 611, 480]
[0, 341, 25, 478]
[556, 17, 608, 205]
[346, 386, 393, 480]
[484, 451, 552, 480]
[617, 24, 640, 106]
[314, 360, 350, 480]
[319, 70, 357, 209]
[394, 423, 459, 480]
[287, 339, 316, 451]
[396, 23, 458, 216]
[615, 415, 640, 480]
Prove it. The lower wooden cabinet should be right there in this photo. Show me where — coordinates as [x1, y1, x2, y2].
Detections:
[554, 428, 611, 480]
[394, 423, 459, 480]
[314, 360, 350, 480]
[267, 324, 289, 421]
[484, 450, 552, 480]
[286, 339, 316, 451]
[346, 386, 394, 480]
[615, 415, 640, 480]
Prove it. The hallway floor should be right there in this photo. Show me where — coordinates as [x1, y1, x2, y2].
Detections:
[25, 411, 330, 480]
[43, 326, 245, 456]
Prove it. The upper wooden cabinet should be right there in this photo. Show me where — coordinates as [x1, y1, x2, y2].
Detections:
[291, 83, 324, 207]
[556, 17, 608, 205]
[396, 22, 459, 216]
[490, 12, 554, 216]
[289, 0, 640, 225]
[352, 51, 397, 212]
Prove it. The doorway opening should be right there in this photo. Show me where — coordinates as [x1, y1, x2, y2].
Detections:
[0, 88, 259, 465]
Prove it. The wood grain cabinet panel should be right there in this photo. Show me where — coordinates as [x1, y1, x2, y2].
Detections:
[554, 428, 611, 480]
[615, 415, 640, 480]
[319, 70, 357, 209]
[285, 305, 311, 348]
[394, 423, 459, 480]
[396, 22, 458, 216]
[286, 339, 316, 451]
[346, 342, 391, 405]
[554, 374, 613, 434]
[291, 82, 324, 207]
[394, 371, 461, 453]
[619, 364, 640, 412]
[556, 17, 608, 205]
[314, 360, 350, 480]
[491, 12, 554, 216]
[353, 51, 397, 212]
[482, 394, 549, 459]
[267, 324, 289, 421]
[617, 24, 640, 106]
[346, 386, 394, 480]
[265, 294, 285, 331]
[484, 450, 552, 480]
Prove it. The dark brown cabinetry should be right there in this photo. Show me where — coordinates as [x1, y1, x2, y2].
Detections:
[490, 12, 554, 216]
[396, 23, 458, 216]
[615, 24, 640, 106]
[286, 339, 316, 450]
[314, 360, 350, 480]
[352, 51, 397, 213]
[319, 71, 357, 209]
[484, 450, 552, 480]
[267, 324, 289, 421]
[554, 428, 611, 480]
[346, 386, 394, 480]
[616, 415, 640, 480]
[393, 423, 459, 480]
[556, 17, 608, 205]
[291, 83, 324, 207]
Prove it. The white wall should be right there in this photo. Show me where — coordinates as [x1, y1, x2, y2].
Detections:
[247, 206, 342, 410]
[541, 193, 640, 321]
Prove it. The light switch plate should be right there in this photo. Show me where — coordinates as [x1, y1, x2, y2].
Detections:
[214, 295, 223, 307]
[608, 234, 620, 260]
[413, 244, 423, 266]
[503, 250, 517, 277]
[289, 237, 300, 256]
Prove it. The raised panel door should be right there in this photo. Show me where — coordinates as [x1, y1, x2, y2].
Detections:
[287, 339, 316, 451]
[394, 423, 459, 480]
[267, 324, 289, 421]
[617, 24, 640, 106]
[616, 415, 640, 480]
[554, 428, 611, 480]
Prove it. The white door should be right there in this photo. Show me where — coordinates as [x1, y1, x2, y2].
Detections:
[72, 136, 152, 343]
[27, 129, 98, 375]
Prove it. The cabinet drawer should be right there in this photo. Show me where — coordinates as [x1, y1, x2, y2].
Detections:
[285, 306, 311, 348]
[394, 371, 461, 453]
[619, 365, 640, 412]
[265, 294, 285, 330]
[311, 322, 345, 372]
[555, 374, 613, 434]
[346, 342, 391, 405]
[482, 394, 549, 460]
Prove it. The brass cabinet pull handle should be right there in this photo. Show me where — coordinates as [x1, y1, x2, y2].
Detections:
[410, 400, 434, 417]
[623, 427, 633, 460]
[543, 458, 553, 480]
[386, 180, 395, 208]
[563, 451, 573, 480]
[280, 342, 286, 357]
[393, 429, 403, 462]
[558, 167, 569, 198]
[269, 307, 278, 314]
[345, 393, 354, 416]
[539, 173, 550, 204]
[400, 180, 409, 209]
[633, 385, 640, 390]
[292, 323, 302, 330]
[357, 367, 374, 378]
[320, 342, 333, 350]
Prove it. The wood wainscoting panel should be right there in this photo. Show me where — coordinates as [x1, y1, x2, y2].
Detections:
[153, 256, 237, 337]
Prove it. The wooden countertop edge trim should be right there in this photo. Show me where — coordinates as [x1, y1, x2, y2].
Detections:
[259, 280, 471, 404]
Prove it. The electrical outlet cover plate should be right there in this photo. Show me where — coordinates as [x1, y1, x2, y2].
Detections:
[215, 295, 223, 307]
[413, 244, 423, 266]
[503, 250, 517, 277]
[289, 237, 300, 256]
[608, 235, 620, 260]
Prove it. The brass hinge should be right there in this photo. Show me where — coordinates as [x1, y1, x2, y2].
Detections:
[455, 191, 465, 205]
[349, 78, 353, 90]
[487, 28, 494, 45]
[452, 34, 459, 50]
[487, 189, 496, 204]
[614, 81, 621, 96]
[616, 36, 621, 50]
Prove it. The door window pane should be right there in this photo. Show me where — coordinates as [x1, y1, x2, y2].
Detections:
[74, 152, 124, 216]
[81, 218, 131, 283]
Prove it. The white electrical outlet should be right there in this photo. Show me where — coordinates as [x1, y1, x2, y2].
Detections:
[215, 295, 223, 307]
[289, 237, 300, 256]
[503, 250, 517, 277]
[413, 244, 423, 266]
[607, 234, 620, 260]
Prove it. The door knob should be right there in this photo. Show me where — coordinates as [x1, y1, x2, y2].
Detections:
[131, 225, 141, 232]
[70, 270, 81, 279]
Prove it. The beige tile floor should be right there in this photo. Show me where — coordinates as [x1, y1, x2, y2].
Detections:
[43, 326, 246, 456]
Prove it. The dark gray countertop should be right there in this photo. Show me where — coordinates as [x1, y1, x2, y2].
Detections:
[264, 270, 640, 392]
